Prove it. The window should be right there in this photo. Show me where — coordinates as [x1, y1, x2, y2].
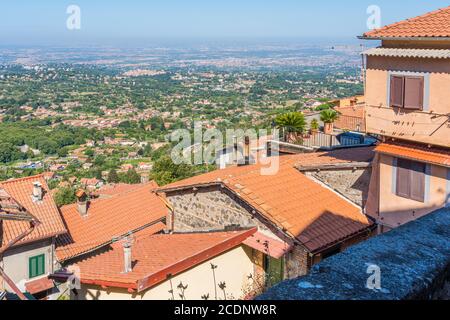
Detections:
[396, 158, 426, 202]
[390, 75, 424, 110]
[29, 254, 45, 279]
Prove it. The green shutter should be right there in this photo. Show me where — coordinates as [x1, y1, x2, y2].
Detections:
[29, 254, 45, 279]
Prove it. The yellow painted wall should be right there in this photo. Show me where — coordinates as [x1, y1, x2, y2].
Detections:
[75, 245, 255, 300]
[377, 154, 448, 228]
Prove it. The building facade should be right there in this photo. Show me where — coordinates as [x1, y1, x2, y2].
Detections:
[361, 6, 450, 232]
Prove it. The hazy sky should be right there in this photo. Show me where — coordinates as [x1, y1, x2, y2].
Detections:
[0, 0, 448, 45]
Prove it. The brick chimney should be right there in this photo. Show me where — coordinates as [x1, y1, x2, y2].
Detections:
[32, 182, 43, 202]
[75, 189, 88, 217]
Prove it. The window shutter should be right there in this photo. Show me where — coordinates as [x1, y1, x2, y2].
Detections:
[404, 76, 424, 110]
[390, 75, 405, 107]
[410, 161, 426, 202]
[396, 158, 411, 198]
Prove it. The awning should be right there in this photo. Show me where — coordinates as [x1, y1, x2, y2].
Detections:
[376, 142, 450, 167]
[25, 277, 55, 295]
[362, 47, 450, 59]
[243, 232, 292, 259]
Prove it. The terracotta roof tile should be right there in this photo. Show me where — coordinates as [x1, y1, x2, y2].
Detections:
[92, 182, 158, 198]
[376, 141, 450, 167]
[159, 148, 374, 253]
[0, 175, 67, 248]
[25, 277, 54, 295]
[74, 229, 256, 292]
[363, 6, 450, 39]
[56, 182, 167, 262]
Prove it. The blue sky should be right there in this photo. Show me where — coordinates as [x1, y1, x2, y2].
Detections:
[0, 0, 448, 45]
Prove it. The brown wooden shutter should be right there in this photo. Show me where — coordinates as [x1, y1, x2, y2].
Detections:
[410, 161, 426, 202]
[390, 75, 405, 108]
[404, 76, 424, 110]
[396, 158, 411, 198]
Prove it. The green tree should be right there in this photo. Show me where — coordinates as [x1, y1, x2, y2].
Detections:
[320, 109, 339, 134]
[107, 169, 120, 183]
[54, 187, 77, 207]
[121, 168, 141, 184]
[274, 112, 306, 142]
[310, 119, 320, 132]
[320, 109, 339, 124]
[0, 143, 25, 163]
[151, 155, 197, 186]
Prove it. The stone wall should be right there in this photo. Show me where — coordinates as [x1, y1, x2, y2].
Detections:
[167, 186, 276, 236]
[308, 167, 371, 207]
[257, 207, 450, 300]
[284, 245, 310, 279]
[165, 186, 309, 280]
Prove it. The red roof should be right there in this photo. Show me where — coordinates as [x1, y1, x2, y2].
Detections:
[376, 141, 450, 167]
[243, 232, 292, 259]
[159, 148, 374, 253]
[363, 6, 450, 39]
[56, 182, 167, 262]
[74, 228, 256, 292]
[0, 175, 67, 248]
[25, 277, 54, 295]
[92, 182, 158, 198]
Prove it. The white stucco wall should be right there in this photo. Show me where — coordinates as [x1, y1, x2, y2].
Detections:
[0, 239, 54, 292]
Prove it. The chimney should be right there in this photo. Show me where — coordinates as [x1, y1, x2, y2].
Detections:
[232, 135, 238, 165]
[75, 189, 88, 217]
[32, 182, 43, 202]
[244, 136, 250, 165]
[123, 239, 133, 273]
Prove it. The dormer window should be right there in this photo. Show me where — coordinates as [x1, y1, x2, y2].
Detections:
[390, 75, 424, 110]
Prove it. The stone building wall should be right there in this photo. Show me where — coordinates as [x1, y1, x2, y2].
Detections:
[284, 245, 310, 279]
[166, 186, 275, 235]
[308, 168, 372, 207]
[165, 186, 310, 280]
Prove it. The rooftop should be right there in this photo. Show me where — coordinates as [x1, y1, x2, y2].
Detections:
[362, 6, 450, 39]
[74, 228, 256, 292]
[56, 182, 167, 262]
[159, 148, 375, 253]
[0, 175, 67, 248]
[258, 207, 450, 300]
[376, 140, 450, 167]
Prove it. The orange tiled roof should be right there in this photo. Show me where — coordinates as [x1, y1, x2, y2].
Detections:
[376, 141, 450, 167]
[334, 105, 365, 119]
[92, 182, 158, 198]
[56, 182, 167, 262]
[363, 6, 450, 39]
[159, 148, 374, 253]
[74, 228, 256, 292]
[0, 175, 67, 248]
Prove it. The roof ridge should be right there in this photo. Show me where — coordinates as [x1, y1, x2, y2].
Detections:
[364, 5, 450, 38]
[0, 173, 45, 186]
[61, 183, 156, 210]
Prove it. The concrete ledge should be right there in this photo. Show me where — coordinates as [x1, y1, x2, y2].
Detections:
[257, 207, 450, 300]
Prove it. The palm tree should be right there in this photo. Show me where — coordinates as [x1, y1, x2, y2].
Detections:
[320, 109, 339, 134]
[310, 118, 319, 134]
[275, 112, 306, 142]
